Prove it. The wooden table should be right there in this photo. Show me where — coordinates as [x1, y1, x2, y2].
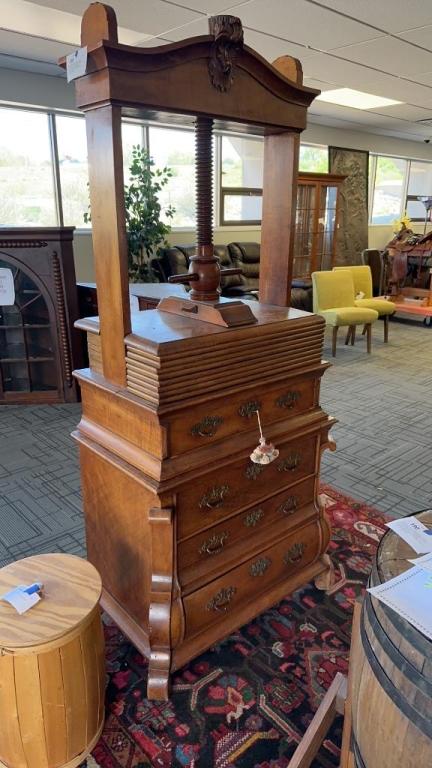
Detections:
[0, 554, 105, 768]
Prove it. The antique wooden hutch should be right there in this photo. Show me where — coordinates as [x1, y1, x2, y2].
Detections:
[63, 3, 335, 699]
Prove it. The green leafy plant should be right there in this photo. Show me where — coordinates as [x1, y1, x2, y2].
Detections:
[84, 145, 175, 282]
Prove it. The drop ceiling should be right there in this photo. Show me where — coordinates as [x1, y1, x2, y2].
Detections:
[2, 0, 432, 143]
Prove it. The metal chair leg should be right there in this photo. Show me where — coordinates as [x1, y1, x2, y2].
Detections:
[366, 323, 372, 353]
[332, 326, 338, 357]
[384, 314, 389, 343]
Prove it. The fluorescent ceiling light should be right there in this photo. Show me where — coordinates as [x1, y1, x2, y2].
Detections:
[316, 88, 403, 110]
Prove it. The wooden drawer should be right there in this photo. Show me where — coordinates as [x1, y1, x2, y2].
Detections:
[166, 374, 317, 456]
[176, 432, 317, 540]
[178, 477, 315, 588]
[183, 518, 320, 640]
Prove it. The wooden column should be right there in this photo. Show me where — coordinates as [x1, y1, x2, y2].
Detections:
[85, 105, 131, 385]
[260, 131, 300, 306]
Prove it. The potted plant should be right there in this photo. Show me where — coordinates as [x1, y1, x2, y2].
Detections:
[85, 145, 175, 282]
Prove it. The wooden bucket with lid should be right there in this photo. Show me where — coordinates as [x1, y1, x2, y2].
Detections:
[0, 553, 105, 768]
[351, 510, 432, 768]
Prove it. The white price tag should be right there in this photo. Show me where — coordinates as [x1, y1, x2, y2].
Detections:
[66, 46, 88, 82]
[0, 268, 15, 306]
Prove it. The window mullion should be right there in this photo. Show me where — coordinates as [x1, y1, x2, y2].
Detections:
[48, 113, 64, 227]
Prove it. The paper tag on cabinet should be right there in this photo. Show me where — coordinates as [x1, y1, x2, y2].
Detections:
[66, 46, 88, 82]
[0, 268, 15, 306]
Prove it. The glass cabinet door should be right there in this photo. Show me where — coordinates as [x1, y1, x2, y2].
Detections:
[293, 184, 316, 279]
[0, 260, 59, 396]
[317, 184, 338, 272]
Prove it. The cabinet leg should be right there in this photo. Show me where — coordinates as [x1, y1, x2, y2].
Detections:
[314, 554, 335, 591]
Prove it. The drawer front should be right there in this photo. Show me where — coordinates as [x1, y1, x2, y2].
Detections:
[178, 477, 315, 587]
[177, 433, 317, 540]
[183, 519, 320, 640]
[167, 375, 317, 456]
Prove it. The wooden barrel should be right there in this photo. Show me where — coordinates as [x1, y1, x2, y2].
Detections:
[0, 554, 105, 768]
[351, 510, 432, 768]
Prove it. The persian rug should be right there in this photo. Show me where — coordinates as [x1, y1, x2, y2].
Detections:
[81, 486, 388, 768]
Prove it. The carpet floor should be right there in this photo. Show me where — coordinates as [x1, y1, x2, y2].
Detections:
[79, 486, 388, 768]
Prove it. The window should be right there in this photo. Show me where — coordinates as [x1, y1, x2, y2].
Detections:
[122, 121, 145, 180]
[370, 156, 407, 224]
[220, 135, 263, 225]
[148, 126, 196, 227]
[299, 144, 328, 173]
[56, 115, 90, 228]
[406, 160, 432, 221]
[0, 108, 57, 226]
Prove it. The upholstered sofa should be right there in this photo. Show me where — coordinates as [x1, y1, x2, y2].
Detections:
[153, 242, 312, 310]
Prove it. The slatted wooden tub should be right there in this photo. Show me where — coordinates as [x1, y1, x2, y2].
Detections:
[0, 553, 105, 768]
[351, 510, 432, 768]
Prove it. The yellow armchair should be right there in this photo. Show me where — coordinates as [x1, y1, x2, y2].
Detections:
[312, 270, 379, 356]
[333, 265, 395, 342]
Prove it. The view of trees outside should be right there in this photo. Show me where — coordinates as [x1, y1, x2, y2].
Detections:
[299, 145, 328, 173]
[371, 156, 407, 224]
[0, 108, 56, 226]
[148, 126, 196, 227]
[57, 115, 90, 228]
[3, 104, 431, 231]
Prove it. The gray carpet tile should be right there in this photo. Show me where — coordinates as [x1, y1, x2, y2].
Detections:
[0, 316, 431, 565]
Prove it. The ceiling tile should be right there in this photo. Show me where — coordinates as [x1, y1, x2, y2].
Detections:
[0, 51, 64, 76]
[397, 25, 432, 51]
[241, 28, 319, 64]
[332, 36, 432, 77]
[302, 53, 379, 89]
[28, 0, 202, 36]
[0, 28, 75, 63]
[368, 103, 432, 121]
[228, 0, 383, 50]
[319, 0, 432, 34]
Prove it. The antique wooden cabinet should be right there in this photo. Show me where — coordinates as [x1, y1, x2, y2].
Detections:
[0, 227, 82, 403]
[293, 172, 346, 280]
[64, 4, 335, 699]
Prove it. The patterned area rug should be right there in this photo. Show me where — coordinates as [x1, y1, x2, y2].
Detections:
[81, 486, 388, 768]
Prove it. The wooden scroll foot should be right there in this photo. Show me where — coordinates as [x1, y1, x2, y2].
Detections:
[147, 651, 171, 701]
[148, 506, 174, 701]
[314, 554, 335, 591]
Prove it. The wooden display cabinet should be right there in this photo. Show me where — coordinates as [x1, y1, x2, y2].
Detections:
[0, 227, 82, 404]
[62, 4, 335, 700]
[293, 172, 346, 280]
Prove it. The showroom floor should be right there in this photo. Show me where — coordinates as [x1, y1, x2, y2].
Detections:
[0, 317, 431, 568]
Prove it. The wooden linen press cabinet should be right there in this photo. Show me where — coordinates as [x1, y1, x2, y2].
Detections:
[65, 3, 336, 700]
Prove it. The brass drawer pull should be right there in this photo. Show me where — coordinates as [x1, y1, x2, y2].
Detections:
[245, 462, 265, 480]
[206, 586, 237, 612]
[284, 542, 305, 564]
[250, 556, 271, 577]
[278, 496, 298, 515]
[277, 453, 301, 472]
[199, 484, 229, 510]
[199, 531, 228, 556]
[238, 400, 261, 418]
[276, 391, 301, 409]
[191, 415, 223, 438]
[244, 508, 264, 527]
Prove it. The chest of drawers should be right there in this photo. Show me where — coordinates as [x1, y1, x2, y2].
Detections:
[75, 303, 335, 699]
